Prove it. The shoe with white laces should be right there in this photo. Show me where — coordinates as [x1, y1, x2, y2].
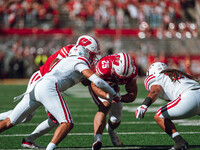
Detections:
[92, 140, 102, 150]
[21, 138, 45, 149]
[106, 124, 123, 147]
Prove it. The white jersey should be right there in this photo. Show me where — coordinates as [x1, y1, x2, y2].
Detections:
[43, 56, 90, 92]
[144, 73, 200, 101]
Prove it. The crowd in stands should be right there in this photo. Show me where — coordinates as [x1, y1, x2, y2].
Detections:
[0, 34, 200, 79]
[1, 0, 200, 30]
[0, 0, 200, 79]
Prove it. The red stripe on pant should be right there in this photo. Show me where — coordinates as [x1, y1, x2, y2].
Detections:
[55, 83, 72, 123]
[157, 95, 181, 117]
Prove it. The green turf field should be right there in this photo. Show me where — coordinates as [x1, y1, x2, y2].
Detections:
[0, 83, 199, 149]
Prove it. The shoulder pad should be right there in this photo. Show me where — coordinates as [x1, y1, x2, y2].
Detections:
[144, 74, 156, 91]
[77, 56, 91, 68]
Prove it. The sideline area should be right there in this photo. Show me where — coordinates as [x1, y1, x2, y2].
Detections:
[0, 78, 29, 85]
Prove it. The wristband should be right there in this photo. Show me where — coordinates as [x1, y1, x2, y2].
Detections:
[142, 97, 153, 107]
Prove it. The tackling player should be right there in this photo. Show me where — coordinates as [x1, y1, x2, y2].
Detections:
[89, 52, 138, 150]
[135, 62, 200, 150]
[0, 45, 121, 150]
[0, 35, 101, 148]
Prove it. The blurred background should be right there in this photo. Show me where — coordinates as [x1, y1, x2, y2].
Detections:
[0, 0, 200, 79]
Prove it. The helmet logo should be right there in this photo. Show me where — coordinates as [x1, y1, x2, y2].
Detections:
[113, 55, 120, 66]
[77, 38, 92, 47]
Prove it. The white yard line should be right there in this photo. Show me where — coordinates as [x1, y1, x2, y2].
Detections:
[0, 131, 200, 137]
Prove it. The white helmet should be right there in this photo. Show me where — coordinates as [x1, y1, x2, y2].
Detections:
[112, 52, 135, 79]
[68, 45, 89, 59]
[76, 35, 100, 55]
[146, 62, 168, 76]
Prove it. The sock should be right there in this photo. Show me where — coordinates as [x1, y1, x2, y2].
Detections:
[46, 143, 56, 150]
[26, 119, 57, 142]
[94, 134, 102, 142]
[171, 132, 180, 139]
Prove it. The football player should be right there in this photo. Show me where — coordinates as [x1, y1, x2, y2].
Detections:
[89, 52, 138, 150]
[135, 62, 200, 150]
[0, 45, 121, 150]
[0, 35, 101, 148]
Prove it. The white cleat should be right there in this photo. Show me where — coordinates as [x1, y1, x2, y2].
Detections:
[21, 138, 45, 149]
[106, 124, 123, 147]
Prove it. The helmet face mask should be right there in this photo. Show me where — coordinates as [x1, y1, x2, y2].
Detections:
[112, 53, 135, 79]
[146, 62, 168, 76]
[68, 45, 90, 59]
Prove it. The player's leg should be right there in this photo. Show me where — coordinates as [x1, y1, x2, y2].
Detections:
[106, 102, 123, 146]
[0, 93, 41, 133]
[0, 71, 41, 123]
[89, 84, 111, 150]
[155, 91, 200, 150]
[35, 80, 74, 149]
[93, 101, 111, 150]
[22, 118, 58, 149]
[0, 110, 13, 120]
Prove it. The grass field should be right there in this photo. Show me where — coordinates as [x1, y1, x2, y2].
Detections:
[0, 82, 200, 150]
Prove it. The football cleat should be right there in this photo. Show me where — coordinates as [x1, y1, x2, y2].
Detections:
[106, 124, 123, 147]
[169, 139, 189, 150]
[92, 140, 102, 150]
[21, 138, 45, 149]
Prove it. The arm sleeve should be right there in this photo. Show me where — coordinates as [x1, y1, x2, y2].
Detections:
[88, 74, 116, 97]
[74, 63, 90, 72]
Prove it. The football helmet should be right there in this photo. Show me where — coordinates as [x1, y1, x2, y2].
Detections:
[76, 35, 100, 63]
[76, 35, 100, 54]
[146, 62, 168, 76]
[112, 52, 135, 79]
[68, 45, 90, 59]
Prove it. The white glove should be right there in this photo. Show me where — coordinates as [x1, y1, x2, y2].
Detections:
[135, 105, 148, 119]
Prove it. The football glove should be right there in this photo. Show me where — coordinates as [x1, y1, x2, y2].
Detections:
[112, 92, 122, 103]
[135, 105, 148, 119]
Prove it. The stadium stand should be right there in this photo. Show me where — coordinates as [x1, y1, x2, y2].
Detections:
[0, 0, 200, 79]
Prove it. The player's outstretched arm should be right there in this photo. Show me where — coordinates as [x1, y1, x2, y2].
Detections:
[82, 69, 117, 101]
[135, 85, 162, 119]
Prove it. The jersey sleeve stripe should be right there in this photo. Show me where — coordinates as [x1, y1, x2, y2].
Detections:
[96, 67, 103, 76]
[157, 95, 181, 117]
[61, 49, 68, 57]
[78, 57, 90, 67]
[144, 75, 155, 90]
[62, 47, 69, 56]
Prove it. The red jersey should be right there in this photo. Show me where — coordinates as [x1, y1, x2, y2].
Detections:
[39, 44, 74, 76]
[95, 55, 138, 85]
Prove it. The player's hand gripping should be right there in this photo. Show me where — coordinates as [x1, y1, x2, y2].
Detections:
[135, 105, 148, 119]
[109, 82, 121, 103]
[112, 92, 122, 103]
